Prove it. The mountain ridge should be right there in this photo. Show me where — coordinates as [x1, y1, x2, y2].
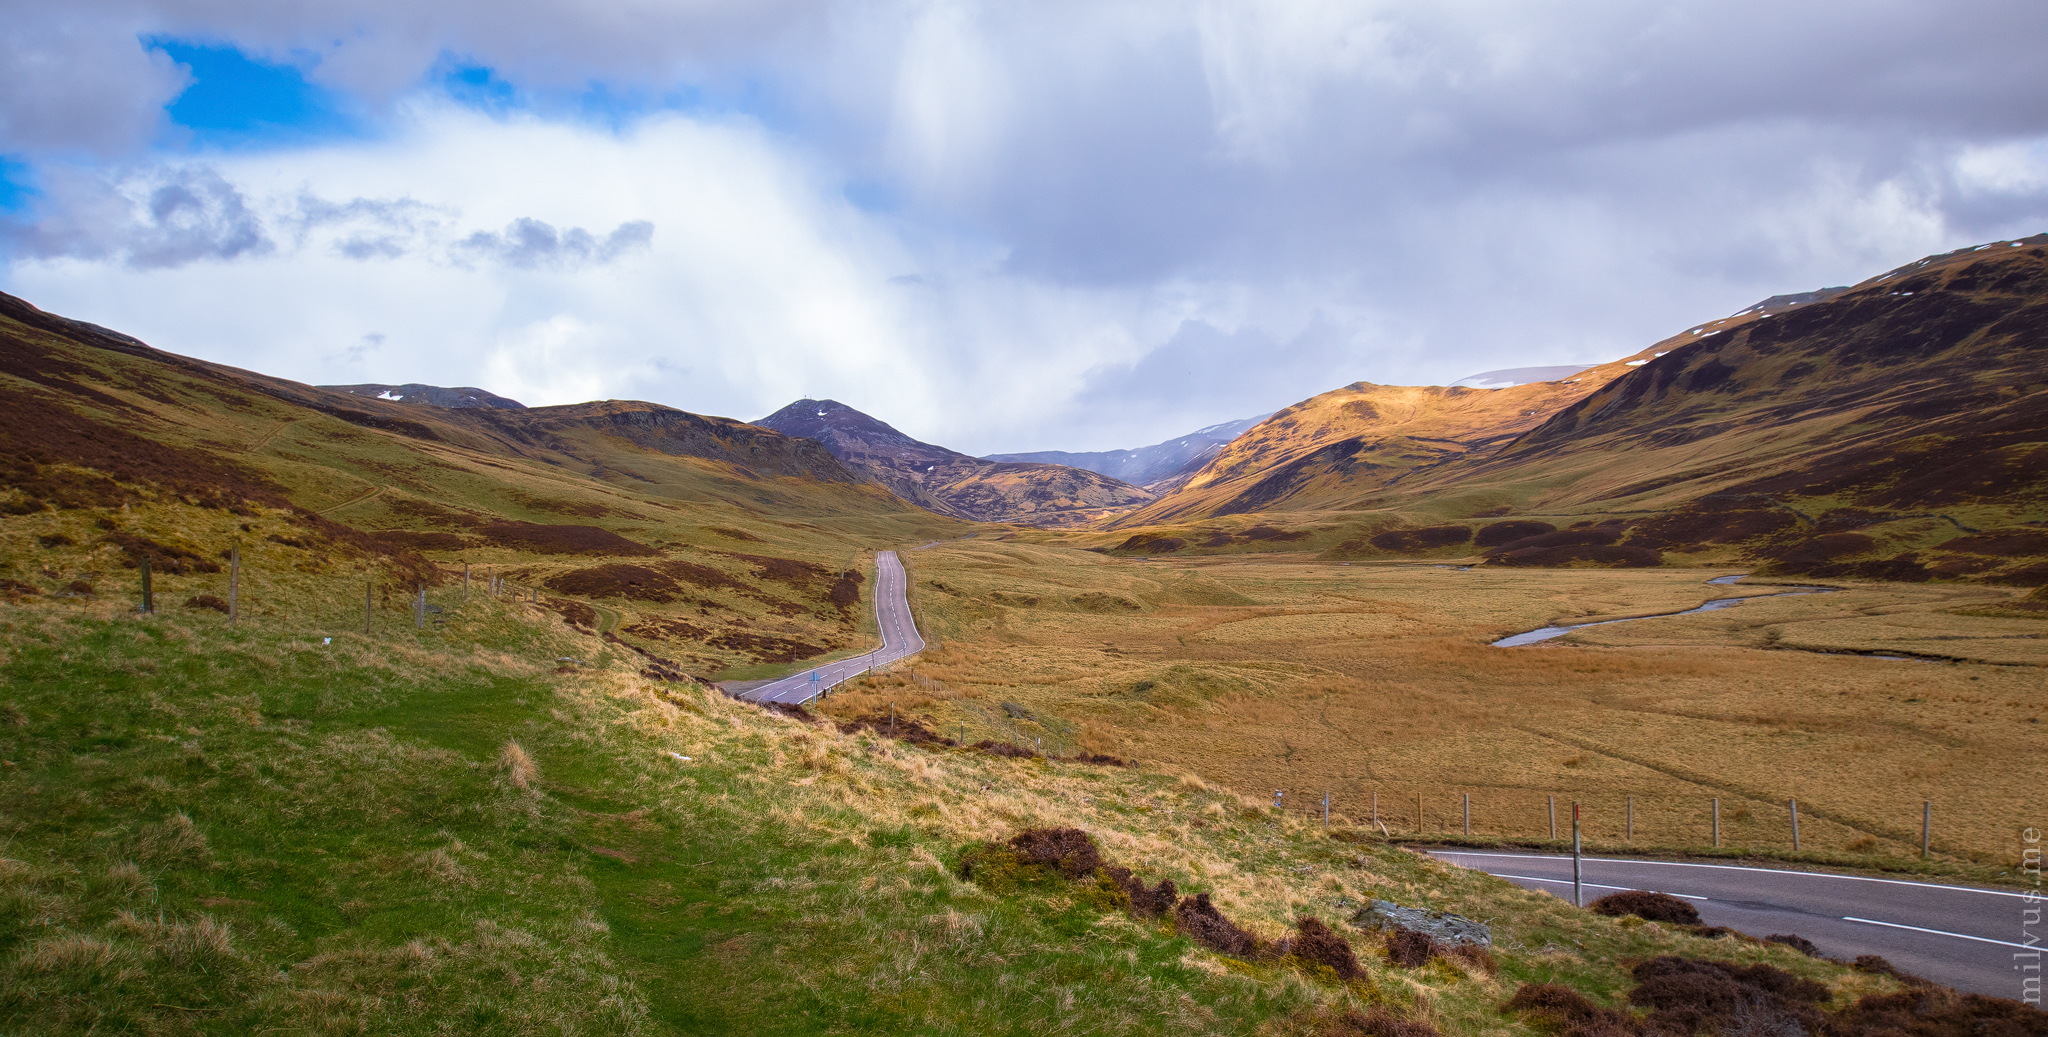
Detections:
[982, 413, 1269, 490]
[1100, 234, 2048, 586]
[756, 398, 1154, 526]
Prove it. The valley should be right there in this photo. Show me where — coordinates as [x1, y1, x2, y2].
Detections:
[822, 539, 2043, 872]
[1, 235, 2045, 1033]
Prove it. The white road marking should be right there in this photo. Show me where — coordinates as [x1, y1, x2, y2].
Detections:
[1842, 916, 2040, 950]
[1489, 872, 1709, 900]
[1431, 851, 2031, 899]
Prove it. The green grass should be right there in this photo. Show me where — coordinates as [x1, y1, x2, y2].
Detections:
[0, 591, 1908, 1035]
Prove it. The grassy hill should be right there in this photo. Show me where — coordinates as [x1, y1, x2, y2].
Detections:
[1098, 237, 2048, 586]
[0, 289, 970, 680]
[0, 562, 1943, 1034]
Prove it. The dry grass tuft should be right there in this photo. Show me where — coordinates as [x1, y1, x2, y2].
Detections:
[499, 740, 539, 789]
[133, 811, 210, 866]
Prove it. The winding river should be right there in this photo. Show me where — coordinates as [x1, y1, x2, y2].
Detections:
[1491, 574, 1836, 647]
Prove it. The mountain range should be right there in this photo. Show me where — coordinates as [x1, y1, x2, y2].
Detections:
[1103, 234, 2048, 586]
[982, 414, 1269, 491]
[6, 234, 2045, 590]
[754, 399, 1153, 526]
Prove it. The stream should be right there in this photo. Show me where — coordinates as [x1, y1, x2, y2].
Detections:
[1491, 574, 1836, 647]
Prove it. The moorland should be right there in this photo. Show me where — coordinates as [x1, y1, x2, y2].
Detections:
[1, 234, 2045, 1034]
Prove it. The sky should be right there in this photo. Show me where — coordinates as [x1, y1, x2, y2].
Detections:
[3, 2, 2047, 455]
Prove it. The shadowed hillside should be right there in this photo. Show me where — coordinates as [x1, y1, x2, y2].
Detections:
[757, 398, 1155, 526]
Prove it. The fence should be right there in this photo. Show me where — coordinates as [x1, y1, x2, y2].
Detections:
[1282, 784, 1949, 861]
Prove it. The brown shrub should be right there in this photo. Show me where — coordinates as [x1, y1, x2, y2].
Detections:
[708, 629, 828, 663]
[1763, 934, 1822, 958]
[477, 521, 660, 556]
[971, 740, 1039, 759]
[1100, 865, 1176, 918]
[547, 563, 685, 602]
[1823, 987, 2048, 1037]
[1385, 927, 1440, 967]
[1502, 982, 1642, 1037]
[1007, 828, 1102, 879]
[36, 533, 74, 548]
[1590, 890, 1702, 925]
[372, 530, 472, 552]
[1475, 520, 1557, 546]
[1849, 955, 1933, 987]
[1174, 893, 1260, 957]
[1627, 956, 1828, 1037]
[1446, 942, 1498, 974]
[1488, 544, 1663, 568]
[541, 597, 598, 630]
[183, 594, 229, 613]
[1939, 529, 2048, 556]
[1290, 916, 1361, 979]
[724, 553, 829, 585]
[1239, 525, 1310, 542]
[64, 579, 92, 594]
[828, 570, 863, 609]
[835, 711, 951, 745]
[1369, 525, 1473, 552]
[102, 532, 221, 574]
[1322, 1009, 1445, 1037]
[0, 578, 39, 596]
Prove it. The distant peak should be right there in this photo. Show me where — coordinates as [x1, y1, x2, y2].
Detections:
[320, 383, 525, 409]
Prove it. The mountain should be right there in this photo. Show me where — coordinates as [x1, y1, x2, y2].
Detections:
[0, 288, 965, 677]
[320, 382, 527, 409]
[756, 399, 1154, 526]
[1448, 365, 1594, 389]
[982, 413, 1270, 491]
[1105, 235, 2048, 586]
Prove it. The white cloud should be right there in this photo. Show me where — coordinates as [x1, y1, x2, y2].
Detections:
[6, 1, 2048, 454]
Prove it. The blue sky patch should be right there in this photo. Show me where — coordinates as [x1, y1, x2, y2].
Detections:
[149, 38, 358, 147]
[0, 157, 34, 213]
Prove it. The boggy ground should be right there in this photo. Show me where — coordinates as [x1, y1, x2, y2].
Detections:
[820, 540, 2045, 876]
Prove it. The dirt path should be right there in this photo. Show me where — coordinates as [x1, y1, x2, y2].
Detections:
[250, 418, 295, 453]
[319, 485, 382, 517]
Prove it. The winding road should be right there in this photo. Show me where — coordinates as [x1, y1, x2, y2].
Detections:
[734, 550, 925, 706]
[1429, 850, 2039, 998]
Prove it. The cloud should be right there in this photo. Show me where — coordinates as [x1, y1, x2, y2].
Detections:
[4, 2, 2048, 455]
[5, 165, 272, 268]
[453, 218, 653, 270]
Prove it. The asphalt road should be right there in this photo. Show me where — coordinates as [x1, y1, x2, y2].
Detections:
[736, 550, 925, 707]
[1428, 850, 2039, 998]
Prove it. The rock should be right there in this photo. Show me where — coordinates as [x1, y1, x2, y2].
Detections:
[1350, 900, 1491, 947]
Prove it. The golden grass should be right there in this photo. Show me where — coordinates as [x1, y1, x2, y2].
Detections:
[821, 541, 2046, 874]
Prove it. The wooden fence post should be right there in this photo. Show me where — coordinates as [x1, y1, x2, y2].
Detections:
[1789, 798, 1801, 851]
[1712, 797, 1720, 848]
[1922, 801, 1932, 859]
[1463, 793, 1471, 836]
[1548, 795, 1556, 841]
[1626, 795, 1634, 842]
